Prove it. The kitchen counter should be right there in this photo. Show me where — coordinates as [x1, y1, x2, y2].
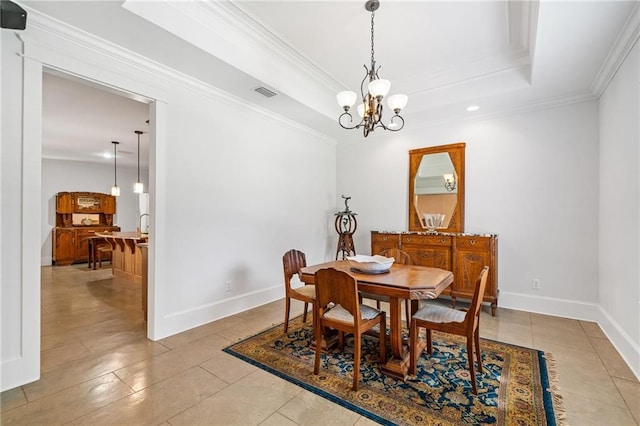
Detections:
[97, 231, 148, 284]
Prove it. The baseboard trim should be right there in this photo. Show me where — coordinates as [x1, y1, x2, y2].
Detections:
[596, 306, 640, 380]
[499, 291, 639, 379]
[41, 256, 52, 266]
[498, 291, 601, 320]
[152, 284, 283, 340]
[1, 355, 40, 392]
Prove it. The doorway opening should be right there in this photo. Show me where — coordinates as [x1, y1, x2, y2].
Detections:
[41, 68, 154, 357]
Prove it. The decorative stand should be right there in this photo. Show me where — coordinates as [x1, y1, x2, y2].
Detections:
[335, 195, 358, 260]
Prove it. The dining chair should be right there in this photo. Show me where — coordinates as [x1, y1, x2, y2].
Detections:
[409, 266, 489, 394]
[282, 249, 315, 333]
[359, 248, 412, 326]
[313, 267, 386, 391]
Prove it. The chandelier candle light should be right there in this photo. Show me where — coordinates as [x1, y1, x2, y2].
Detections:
[134, 130, 144, 194]
[111, 141, 120, 197]
[337, 0, 408, 137]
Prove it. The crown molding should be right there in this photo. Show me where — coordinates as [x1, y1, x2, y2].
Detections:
[402, 0, 537, 95]
[198, 1, 343, 94]
[121, 0, 337, 120]
[20, 6, 336, 145]
[591, 2, 640, 97]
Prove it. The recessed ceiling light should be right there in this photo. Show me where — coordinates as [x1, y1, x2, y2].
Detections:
[466, 105, 480, 112]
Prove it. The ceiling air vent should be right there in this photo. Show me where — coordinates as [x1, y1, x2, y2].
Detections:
[254, 86, 277, 98]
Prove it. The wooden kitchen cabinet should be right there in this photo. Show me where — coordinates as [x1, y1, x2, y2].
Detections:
[53, 226, 120, 265]
[52, 191, 119, 265]
[74, 192, 102, 213]
[371, 231, 498, 315]
[56, 192, 74, 213]
[102, 195, 116, 214]
[53, 228, 75, 265]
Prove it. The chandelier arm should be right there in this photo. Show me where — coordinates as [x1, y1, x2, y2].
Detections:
[360, 65, 371, 99]
[386, 115, 405, 132]
[374, 65, 382, 80]
[338, 112, 364, 130]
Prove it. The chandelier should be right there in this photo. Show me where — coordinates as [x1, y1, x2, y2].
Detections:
[336, 0, 407, 137]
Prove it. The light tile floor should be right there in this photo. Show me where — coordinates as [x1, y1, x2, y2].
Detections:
[1, 265, 638, 425]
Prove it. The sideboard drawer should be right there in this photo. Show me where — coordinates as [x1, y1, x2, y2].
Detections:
[76, 228, 97, 236]
[402, 234, 452, 247]
[455, 236, 492, 250]
[371, 233, 400, 245]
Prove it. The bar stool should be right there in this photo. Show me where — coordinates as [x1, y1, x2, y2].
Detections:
[97, 245, 112, 268]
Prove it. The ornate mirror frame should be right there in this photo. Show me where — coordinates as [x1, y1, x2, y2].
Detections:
[408, 143, 465, 233]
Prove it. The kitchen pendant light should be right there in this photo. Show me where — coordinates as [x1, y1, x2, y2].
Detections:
[111, 141, 120, 197]
[133, 130, 144, 194]
[336, 0, 407, 137]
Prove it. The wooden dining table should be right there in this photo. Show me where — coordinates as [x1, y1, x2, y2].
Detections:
[299, 260, 453, 380]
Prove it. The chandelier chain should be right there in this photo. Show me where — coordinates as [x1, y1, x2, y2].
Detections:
[370, 10, 375, 68]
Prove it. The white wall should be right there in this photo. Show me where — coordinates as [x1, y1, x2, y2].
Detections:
[1, 12, 337, 390]
[599, 41, 640, 377]
[154, 90, 336, 337]
[41, 158, 148, 265]
[337, 101, 601, 316]
[1, 31, 41, 391]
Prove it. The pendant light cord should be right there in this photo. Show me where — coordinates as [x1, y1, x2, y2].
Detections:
[137, 132, 140, 182]
[113, 142, 117, 186]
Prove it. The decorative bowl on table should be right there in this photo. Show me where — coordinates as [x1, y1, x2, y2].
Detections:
[346, 255, 395, 274]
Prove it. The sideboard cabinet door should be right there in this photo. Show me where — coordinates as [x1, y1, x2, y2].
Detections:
[53, 228, 75, 265]
[401, 234, 452, 271]
[103, 195, 116, 214]
[56, 192, 74, 214]
[452, 236, 498, 315]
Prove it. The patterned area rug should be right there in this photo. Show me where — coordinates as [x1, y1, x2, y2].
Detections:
[223, 316, 566, 425]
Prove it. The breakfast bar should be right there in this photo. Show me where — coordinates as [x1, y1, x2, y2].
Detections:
[96, 231, 148, 284]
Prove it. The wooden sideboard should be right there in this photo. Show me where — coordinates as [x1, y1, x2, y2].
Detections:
[371, 231, 498, 315]
[53, 226, 120, 265]
[52, 191, 120, 265]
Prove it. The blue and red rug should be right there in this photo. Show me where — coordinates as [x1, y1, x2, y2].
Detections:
[223, 316, 566, 425]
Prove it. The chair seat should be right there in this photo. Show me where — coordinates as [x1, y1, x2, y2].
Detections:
[324, 303, 382, 323]
[291, 284, 315, 299]
[413, 302, 466, 323]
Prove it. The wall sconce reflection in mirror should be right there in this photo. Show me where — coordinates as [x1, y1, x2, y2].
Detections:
[443, 173, 456, 192]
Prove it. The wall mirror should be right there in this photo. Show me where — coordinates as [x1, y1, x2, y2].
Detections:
[408, 143, 465, 233]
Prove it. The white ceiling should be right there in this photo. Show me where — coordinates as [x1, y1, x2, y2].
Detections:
[27, 0, 639, 166]
[42, 71, 150, 168]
